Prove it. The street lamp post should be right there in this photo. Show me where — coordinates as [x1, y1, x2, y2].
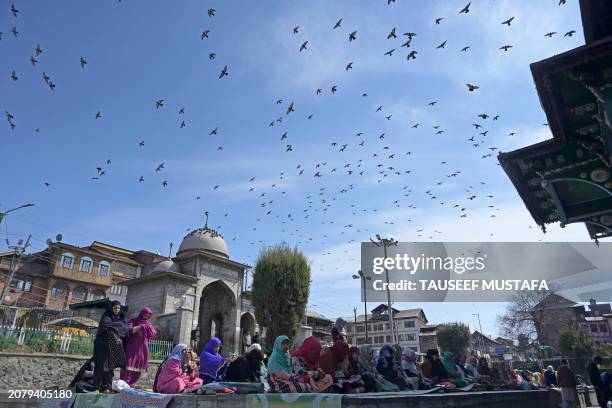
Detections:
[353, 270, 371, 345]
[370, 234, 399, 344]
[0, 203, 34, 225]
[473, 313, 484, 355]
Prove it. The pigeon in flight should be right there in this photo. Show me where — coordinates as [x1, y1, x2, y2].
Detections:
[155, 99, 164, 109]
[219, 65, 228, 79]
[155, 163, 165, 172]
[461, 46, 470, 52]
[349, 31, 357, 41]
[207, 8, 215, 17]
[201, 30, 210, 39]
[466, 83, 479, 91]
[333, 19, 342, 29]
[209, 127, 218, 135]
[11, 4, 18, 17]
[459, 2, 471, 13]
[435, 17, 444, 24]
[501, 17, 515, 26]
[331, 85, 338, 94]
[293, 26, 299, 34]
[95, 111, 102, 119]
[300, 41, 308, 52]
[499, 45, 513, 51]
[209, 53, 216, 60]
[564, 30, 576, 37]
[384, 48, 395, 56]
[436, 40, 447, 49]
[544, 32, 557, 37]
[11, 26, 18, 37]
[80, 56, 87, 68]
[286, 102, 294, 114]
[345, 62, 353, 71]
[10, 70, 17, 81]
[35, 44, 42, 56]
[387, 28, 396, 39]
[407, 50, 417, 60]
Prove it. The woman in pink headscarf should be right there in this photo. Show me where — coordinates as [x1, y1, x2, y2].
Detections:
[120, 307, 157, 386]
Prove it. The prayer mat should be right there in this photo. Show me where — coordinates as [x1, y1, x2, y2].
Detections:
[72, 393, 118, 408]
[116, 388, 174, 408]
[246, 393, 343, 408]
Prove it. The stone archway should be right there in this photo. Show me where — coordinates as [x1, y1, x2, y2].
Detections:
[240, 312, 256, 353]
[198, 280, 237, 355]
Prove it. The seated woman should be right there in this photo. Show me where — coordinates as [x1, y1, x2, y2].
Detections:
[421, 349, 451, 387]
[199, 337, 227, 384]
[267, 335, 313, 393]
[357, 345, 400, 393]
[543, 366, 557, 387]
[225, 343, 264, 383]
[320, 340, 364, 393]
[442, 352, 470, 388]
[290, 336, 333, 393]
[376, 345, 409, 390]
[401, 347, 432, 390]
[508, 368, 530, 390]
[69, 358, 98, 393]
[154, 343, 203, 394]
[463, 356, 480, 383]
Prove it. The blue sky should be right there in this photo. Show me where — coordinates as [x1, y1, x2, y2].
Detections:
[0, 0, 594, 337]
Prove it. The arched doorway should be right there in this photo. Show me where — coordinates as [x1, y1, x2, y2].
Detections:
[198, 281, 236, 354]
[240, 312, 256, 353]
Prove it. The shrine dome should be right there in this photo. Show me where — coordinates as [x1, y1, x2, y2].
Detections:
[177, 226, 229, 258]
[152, 259, 182, 274]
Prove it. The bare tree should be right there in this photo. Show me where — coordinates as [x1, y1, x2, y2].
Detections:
[497, 286, 559, 345]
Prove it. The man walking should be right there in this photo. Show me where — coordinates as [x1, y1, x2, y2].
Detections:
[556, 359, 577, 408]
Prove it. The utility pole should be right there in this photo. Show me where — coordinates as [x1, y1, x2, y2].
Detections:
[353, 307, 357, 346]
[0, 203, 34, 225]
[0, 235, 32, 306]
[352, 270, 371, 345]
[370, 234, 399, 344]
[473, 313, 484, 355]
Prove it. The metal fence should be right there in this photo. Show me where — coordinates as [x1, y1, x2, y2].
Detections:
[0, 325, 174, 360]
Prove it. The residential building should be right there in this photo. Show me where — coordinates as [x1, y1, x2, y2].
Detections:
[419, 324, 438, 353]
[305, 311, 333, 343]
[345, 304, 428, 352]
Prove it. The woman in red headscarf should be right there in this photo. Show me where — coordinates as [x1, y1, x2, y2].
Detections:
[320, 340, 365, 393]
[290, 336, 333, 392]
[120, 307, 157, 386]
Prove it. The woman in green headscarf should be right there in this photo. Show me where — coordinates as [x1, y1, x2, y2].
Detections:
[441, 352, 470, 388]
[266, 335, 312, 393]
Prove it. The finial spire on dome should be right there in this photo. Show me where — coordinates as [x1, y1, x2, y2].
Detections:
[168, 242, 173, 259]
[204, 210, 209, 229]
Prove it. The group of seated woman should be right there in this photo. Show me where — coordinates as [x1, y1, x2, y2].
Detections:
[151, 329, 544, 395]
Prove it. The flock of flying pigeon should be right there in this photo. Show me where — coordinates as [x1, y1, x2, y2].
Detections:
[3, 1, 579, 274]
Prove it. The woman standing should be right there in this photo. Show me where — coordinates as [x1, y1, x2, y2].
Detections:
[120, 307, 157, 386]
[198, 337, 227, 383]
[93, 301, 129, 392]
[154, 343, 203, 393]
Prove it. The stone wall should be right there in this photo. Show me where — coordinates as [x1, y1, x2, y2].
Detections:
[0, 352, 161, 391]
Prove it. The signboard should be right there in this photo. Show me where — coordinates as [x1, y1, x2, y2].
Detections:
[495, 347, 508, 355]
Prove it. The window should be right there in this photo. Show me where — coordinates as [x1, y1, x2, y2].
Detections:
[12, 279, 32, 292]
[71, 286, 87, 302]
[98, 261, 110, 276]
[115, 263, 139, 278]
[599, 324, 608, 333]
[91, 289, 105, 300]
[60, 253, 74, 269]
[405, 333, 416, 341]
[79, 257, 93, 273]
[50, 283, 68, 300]
[404, 320, 415, 328]
[591, 324, 599, 333]
[356, 325, 365, 333]
[110, 284, 127, 296]
[385, 323, 390, 330]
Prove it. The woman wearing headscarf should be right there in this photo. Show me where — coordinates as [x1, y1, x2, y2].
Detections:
[320, 339, 364, 393]
[463, 356, 480, 383]
[225, 343, 264, 383]
[154, 343, 203, 393]
[199, 337, 227, 383]
[544, 365, 557, 387]
[401, 347, 432, 390]
[376, 345, 409, 390]
[290, 336, 333, 392]
[421, 349, 449, 386]
[442, 352, 470, 388]
[120, 307, 157, 386]
[69, 358, 97, 393]
[267, 335, 312, 393]
[356, 345, 399, 392]
[93, 300, 129, 392]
